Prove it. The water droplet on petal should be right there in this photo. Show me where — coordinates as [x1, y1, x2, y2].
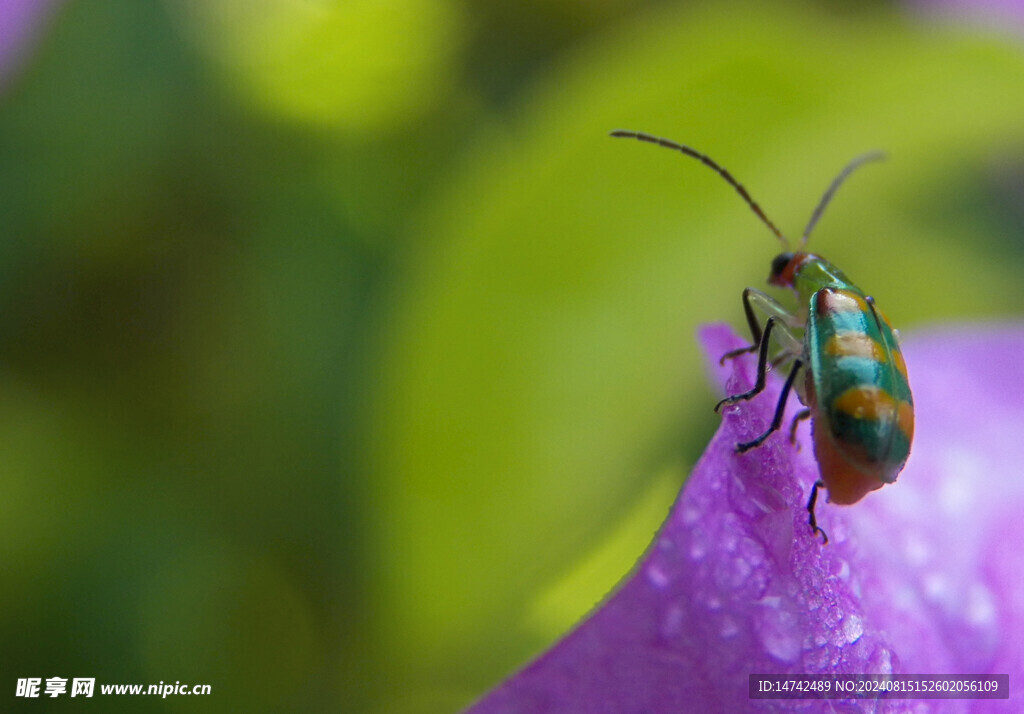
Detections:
[868, 645, 894, 675]
[904, 534, 931, 567]
[966, 583, 996, 627]
[924, 573, 949, 603]
[842, 614, 864, 644]
[646, 563, 670, 589]
[720, 616, 739, 638]
[756, 596, 802, 663]
[660, 603, 684, 640]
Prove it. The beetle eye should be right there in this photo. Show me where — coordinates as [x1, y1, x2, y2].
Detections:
[770, 252, 794, 278]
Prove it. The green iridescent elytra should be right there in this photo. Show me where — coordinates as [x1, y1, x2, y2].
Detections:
[788, 254, 914, 505]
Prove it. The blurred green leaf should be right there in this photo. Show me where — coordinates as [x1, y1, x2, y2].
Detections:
[372, 2, 1024, 707]
[167, 0, 466, 132]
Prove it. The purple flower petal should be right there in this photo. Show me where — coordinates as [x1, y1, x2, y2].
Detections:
[467, 323, 1024, 713]
[846, 326, 1024, 691]
[0, 0, 61, 90]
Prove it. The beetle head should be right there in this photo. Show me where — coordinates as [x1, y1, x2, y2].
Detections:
[769, 252, 797, 287]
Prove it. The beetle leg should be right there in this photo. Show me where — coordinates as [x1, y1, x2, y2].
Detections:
[718, 346, 757, 364]
[807, 479, 829, 544]
[720, 288, 802, 364]
[715, 316, 777, 412]
[788, 408, 811, 446]
[720, 288, 764, 363]
[735, 359, 803, 452]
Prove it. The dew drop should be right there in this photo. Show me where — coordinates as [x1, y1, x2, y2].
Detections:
[714, 553, 753, 590]
[842, 614, 864, 644]
[660, 603, 684, 640]
[868, 645, 894, 675]
[904, 534, 931, 567]
[938, 450, 978, 516]
[924, 573, 949, 602]
[720, 616, 739, 638]
[756, 596, 802, 663]
[646, 563, 670, 589]
[966, 583, 996, 627]
[824, 608, 840, 628]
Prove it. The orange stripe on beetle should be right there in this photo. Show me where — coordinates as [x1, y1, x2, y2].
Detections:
[833, 385, 895, 420]
[892, 348, 908, 381]
[897, 400, 914, 442]
[833, 385, 914, 441]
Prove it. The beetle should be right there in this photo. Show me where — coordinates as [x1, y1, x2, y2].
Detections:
[610, 130, 914, 543]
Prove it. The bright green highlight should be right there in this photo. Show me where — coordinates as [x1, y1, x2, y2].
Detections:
[169, 0, 464, 131]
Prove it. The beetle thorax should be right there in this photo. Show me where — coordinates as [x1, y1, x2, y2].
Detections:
[769, 252, 856, 304]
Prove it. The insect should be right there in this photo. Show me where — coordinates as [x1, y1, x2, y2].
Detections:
[611, 130, 913, 544]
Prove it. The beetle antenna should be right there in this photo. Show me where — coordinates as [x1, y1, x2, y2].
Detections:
[800, 151, 885, 249]
[610, 130, 789, 249]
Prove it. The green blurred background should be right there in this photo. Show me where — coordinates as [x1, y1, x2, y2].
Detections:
[2, 0, 1024, 711]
